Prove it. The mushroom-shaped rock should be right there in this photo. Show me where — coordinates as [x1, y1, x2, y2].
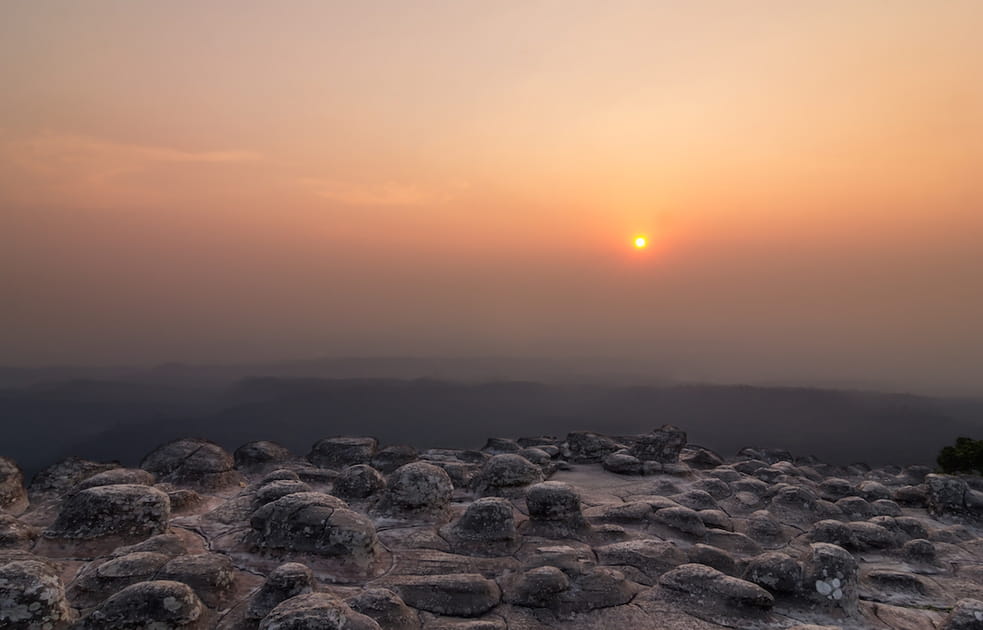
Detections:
[630, 425, 688, 463]
[371, 445, 419, 474]
[386, 574, 501, 617]
[333, 465, 386, 500]
[940, 598, 983, 630]
[743, 552, 802, 593]
[595, 539, 688, 583]
[235, 441, 293, 471]
[247, 562, 315, 621]
[260, 592, 380, 630]
[565, 432, 622, 463]
[687, 544, 739, 576]
[800, 543, 859, 613]
[308, 437, 378, 470]
[44, 484, 169, 542]
[250, 492, 377, 559]
[0, 559, 76, 629]
[254, 479, 313, 508]
[476, 454, 544, 496]
[71, 468, 155, 494]
[652, 506, 707, 538]
[926, 474, 970, 518]
[602, 452, 643, 475]
[67, 551, 172, 607]
[374, 462, 453, 518]
[74, 580, 203, 629]
[682, 447, 725, 469]
[502, 564, 636, 614]
[443, 497, 518, 555]
[901, 538, 937, 565]
[836, 496, 874, 521]
[346, 588, 420, 630]
[0, 456, 28, 514]
[659, 563, 774, 609]
[28, 457, 119, 499]
[482, 437, 521, 454]
[141, 438, 240, 491]
[156, 553, 236, 608]
[818, 478, 854, 502]
[522, 482, 589, 538]
[0, 513, 38, 550]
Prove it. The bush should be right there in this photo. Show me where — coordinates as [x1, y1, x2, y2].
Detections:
[937, 437, 983, 474]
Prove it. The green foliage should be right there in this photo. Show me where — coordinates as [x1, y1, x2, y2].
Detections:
[937, 437, 983, 474]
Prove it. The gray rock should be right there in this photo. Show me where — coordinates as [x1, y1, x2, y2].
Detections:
[926, 474, 970, 518]
[254, 479, 313, 508]
[476, 455, 544, 496]
[681, 447, 725, 469]
[371, 445, 419, 474]
[602, 452, 643, 475]
[698, 509, 734, 532]
[743, 552, 802, 593]
[247, 562, 315, 621]
[376, 463, 453, 516]
[871, 499, 902, 516]
[74, 580, 203, 629]
[333, 465, 386, 500]
[346, 588, 420, 630]
[0, 559, 76, 629]
[308, 437, 378, 470]
[595, 539, 688, 582]
[940, 598, 983, 630]
[234, 441, 293, 471]
[0, 457, 28, 514]
[901, 538, 937, 565]
[893, 484, 929, 507]
[29, 457, 119, 499]
[687, 544, 739, 576]
[846, 521, 901, 550]
[523, 482, 589, 538]
[141, 438, 240, 491]
[671, 490, 718, 511]
[652, 506, 707, 538]
[444, 497, 517, 553]
[630, 425, 687, 463]
[817, 478, 854, 502]
[808, 520, 858, 549]
[71, 468, 155, 494]
[836, 496, 875, 521]
[565, 432, 622, 464]
[501, 564, 636, 614]
[250, 492, 377, 558]
[44, 484, 170, 541]
[800, 543, 859, 613]
[857, 480, 892, 502]
[387, 574, 501, 617]
[481, 438, 521, 454]
[259, 592, 380, 630]
[156, 553, 236, 608]
[659, 563, 774, 609]
[67, 551, 172, 607]
[0, 513, 37, 550]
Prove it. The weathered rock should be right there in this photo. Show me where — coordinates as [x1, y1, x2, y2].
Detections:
[926, 474, 970, 518]
[630, 425, 687, 463]
[482, 438, 521, 454]
[940, 598, 983, 630]
[681, 447, 725, 469]
[836, 496, 875, 521]
[333, 465, 386, 500]
[346, 588, 420, 630]
[0, 457, 28, 514]
[522, 482, 589, 538]
[476, 455, 544, 496]
[259, 592, 380, 630]
[818, 478, 854, 502]
[901, 538, 937, 565]
[0, 559, 75, 629]
[387, 574, 501, 617]
[652, 506, 707, 538]
[501, 564, 636, 614]
[687, 544, 739, 576]
[800, 543, 859, 613]
[846, 521, 901, 550]
[0, 513, 37, 550]
[595, 539, 688, 582]
[156, 553, 236, 608]
[234, 441, 293, 471]
[602, 452, 643, 475]
[659, 563, 774, 609]
[808, 520, 858, 549]
[29, 457, 119, 499]
[141, 438, 240, 491]
[371, 445, 419, 474]
[743, 551, 802, 593]
[857, 480, 892, 502]
[376, 463, 453, 517]
[444, 498, 517, 554]
[44, 484, 170, 542]
[254, 479, 313, 508]
[565, 432, 622, 464]
[67, 551, 172, 607]
[74, 580, 203, 629]
[308, 437, 378, 470]
[698, 509, 734, 532]
[250, 492, 377, 558]
[671, 490, 719, 511]
[71, 468, 155, 494]
[247, 562, 315, 621]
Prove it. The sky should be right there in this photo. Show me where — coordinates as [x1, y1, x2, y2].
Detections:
[1, 1, 982, 394]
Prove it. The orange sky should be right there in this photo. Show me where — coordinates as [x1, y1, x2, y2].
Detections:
[1, 1, 982, 393]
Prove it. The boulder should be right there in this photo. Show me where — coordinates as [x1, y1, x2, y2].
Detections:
[687, 544, 739, 576]
[818, 478, 854, 502]
[250, 492, 377, 559]
[0, 559, 76, 629]
[901, 538, 937, 565]
[659, 563, 774, 609]
[652, 506, 707, 538]
[371, 445, 419, 474]
[387, 574, 501, 617]
[234, 441, 293, 471]
[0, 457, 28, 514]
[742, 552, 802, 593]
[940, 598, 983, 630]
[522, 482, 589, 538]
[67, 551, 172, 607]
[602, 452, 643, 475]
[44, 484, 170, 542]
[70, 468, 155, 493]
[800, 543, 859, 613]
[476, 455, 544, 496]
[595, 539, 688, 582]
[333, 465, 386, 500]
[681, 447, 725, 469]
[259, 592, 380, 630]
[0, 513, 37, 550]
[629, 425, 687, 463]
[74, 580, 203, 629]
[346, 588, 420, 630]
[481, 438, 521, 454]
[375, 463, 453, 517]
[308, 437, 378, 470]
[254, 479, 313, 508]
[156, 553, 236, 608]
[247, 562, 315, 621]
[501, 564, 636, 614]
[443, 497, 517, 554]
[29, 457, 119, 499]
[565, 432, 622, 464]
[140, 438, 240, 491]
[926, 474, 970, 518]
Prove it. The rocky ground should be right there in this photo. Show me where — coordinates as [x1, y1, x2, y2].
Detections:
[2, 426, 982, 629]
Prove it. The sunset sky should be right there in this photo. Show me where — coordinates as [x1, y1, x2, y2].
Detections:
[1, 1, 982, 393]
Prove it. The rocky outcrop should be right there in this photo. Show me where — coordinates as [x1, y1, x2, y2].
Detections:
[44, 484, 170, 542]
[73, 580, 204, 629]
[307, 437, 378, 470]
[0, 559, 76, 629]
[141, 438, 240, 491]
[250, 492, 377, 559]
[0, 457, 28, 514]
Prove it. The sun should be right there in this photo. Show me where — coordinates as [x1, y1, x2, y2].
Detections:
[634, 236, 647, 249]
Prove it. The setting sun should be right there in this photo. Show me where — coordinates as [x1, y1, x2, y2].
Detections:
[634, 236, 647, 249]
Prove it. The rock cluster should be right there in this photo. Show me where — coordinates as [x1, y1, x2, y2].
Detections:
[0, 427, 981, 629]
